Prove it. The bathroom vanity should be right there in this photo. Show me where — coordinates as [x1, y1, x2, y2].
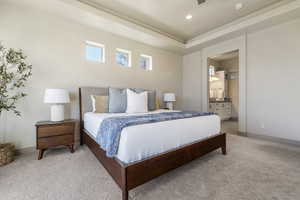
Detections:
[209, 101, 232, 120]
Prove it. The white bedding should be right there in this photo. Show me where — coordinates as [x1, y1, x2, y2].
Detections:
[84, 110, 221, 164]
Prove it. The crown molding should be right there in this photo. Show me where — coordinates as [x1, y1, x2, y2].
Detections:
[62, 0, 300, 54]
[77, 0, 185, 43]
[185, 0, 300, 49]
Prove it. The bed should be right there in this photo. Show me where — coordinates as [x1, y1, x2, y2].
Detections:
[79, 87, 226, 200]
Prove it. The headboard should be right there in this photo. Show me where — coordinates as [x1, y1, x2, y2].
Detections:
[79, 86, 164, 143]
[79, 87, 109, 144]
[79, 87, 108, 120]
[79, 87, 163, 119]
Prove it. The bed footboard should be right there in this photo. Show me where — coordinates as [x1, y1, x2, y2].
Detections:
[82, 130, 226, 200]
[125, 133, 226, 190]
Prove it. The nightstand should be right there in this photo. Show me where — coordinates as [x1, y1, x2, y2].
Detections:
[35, 119, 76, 160]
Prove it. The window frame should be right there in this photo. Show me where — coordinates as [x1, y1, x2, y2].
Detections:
[85, 41, 105, 63]
[116, 48, 132, 67]
[140, 54, 153, 71]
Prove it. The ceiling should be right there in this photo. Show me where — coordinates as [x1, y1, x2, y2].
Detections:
[86, 0, 285, 42]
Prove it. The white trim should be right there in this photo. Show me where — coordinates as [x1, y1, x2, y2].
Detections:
[186, 1, 300, 49]
[202, 36, 247, 132]
[73, 0, 300, 54]
[86, 40, 105, 47]
[78, 0, 185, 43]
[246, 132, 300, 147]
[116, 48, 132, 67]
[140, 54, 153, 71]
[85, 41, 105, 63]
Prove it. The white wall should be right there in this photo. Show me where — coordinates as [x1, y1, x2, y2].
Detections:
[246, 18, 300, 141]
[0, 0, 183, 148]
[182, 51, 202, 111]
[182, 18, 300, 141]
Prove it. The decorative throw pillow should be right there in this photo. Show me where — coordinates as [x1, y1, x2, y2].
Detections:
[91, 95, 108, 113]
[133, 88, 156, 111]
[108, 88, 127, 113]
[126, 89, 148, 113]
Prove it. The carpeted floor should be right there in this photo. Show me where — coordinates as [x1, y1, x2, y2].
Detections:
[222, 119, 239, 135]
[1, 135, 300, 200]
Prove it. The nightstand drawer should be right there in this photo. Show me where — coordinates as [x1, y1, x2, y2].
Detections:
[38, 134, 73, 149]
[38, 124, 74, 138]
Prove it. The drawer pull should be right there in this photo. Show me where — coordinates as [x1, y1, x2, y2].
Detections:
[38, 135, 73, 149]
[38, 124, 74, 138]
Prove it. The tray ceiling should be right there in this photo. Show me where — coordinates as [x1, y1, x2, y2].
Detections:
[86, 0, 286, 41]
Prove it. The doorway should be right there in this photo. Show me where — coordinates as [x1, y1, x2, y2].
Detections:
[201, 36, 247, 134]
[208, 50, 239, 135]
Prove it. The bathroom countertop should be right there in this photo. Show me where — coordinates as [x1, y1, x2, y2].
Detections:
[209, 100, 231, 103]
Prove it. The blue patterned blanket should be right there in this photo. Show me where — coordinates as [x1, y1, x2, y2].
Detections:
[96, 111, 214, 157]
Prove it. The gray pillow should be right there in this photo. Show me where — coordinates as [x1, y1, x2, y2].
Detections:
[108, 88, 127, 113]
[133, 88, 156, 111]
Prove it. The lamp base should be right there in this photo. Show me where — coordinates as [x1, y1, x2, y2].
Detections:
[166, 102, 174, 110]
[50, 104, 65, 121]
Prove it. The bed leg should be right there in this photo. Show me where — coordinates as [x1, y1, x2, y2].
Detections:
[121, 166, 128, 200]
[80, 136, 84, 146]
[122, 189, 128, 200]
[221, 133, 227, 155]
[80, 129, 84, 146]
[221, 146, 227, 155]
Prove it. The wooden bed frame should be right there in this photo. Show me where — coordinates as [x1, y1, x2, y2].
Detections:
[79, 88, 226, 200]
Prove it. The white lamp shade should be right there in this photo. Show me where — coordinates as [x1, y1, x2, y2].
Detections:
[44, 89, 70, 104]
[164, 93, 176, 102]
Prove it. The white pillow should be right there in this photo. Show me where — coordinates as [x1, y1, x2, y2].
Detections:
[126, 89, 148, 113]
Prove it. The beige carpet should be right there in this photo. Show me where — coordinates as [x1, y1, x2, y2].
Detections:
[221, 120, 239, 135]
[1, 135, 300, 200]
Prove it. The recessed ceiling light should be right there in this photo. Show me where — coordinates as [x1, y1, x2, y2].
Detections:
[235, 3, 243, 10]
[186, 14, 193, 20]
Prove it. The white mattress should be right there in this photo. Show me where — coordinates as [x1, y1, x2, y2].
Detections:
[84, 110, 221, 164]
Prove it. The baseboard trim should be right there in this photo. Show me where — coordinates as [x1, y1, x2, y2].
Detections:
[237, 131, 248, 137]
[244, 132, 300, 147]
[16, 146, 35, 155]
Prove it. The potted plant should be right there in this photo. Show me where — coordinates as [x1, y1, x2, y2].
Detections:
[0, 43, 32, 166]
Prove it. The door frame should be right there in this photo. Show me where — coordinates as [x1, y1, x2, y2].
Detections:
[201, 36, 247, 133]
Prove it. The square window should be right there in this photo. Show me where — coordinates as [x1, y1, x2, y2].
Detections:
[140, 54, 152, 71]
[116, 48, 131, 67]
[86, 41, 105, 63]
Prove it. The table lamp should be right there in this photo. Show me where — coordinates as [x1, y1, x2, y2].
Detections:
[164, 93, 176, 110]
[44, 89, 70, 121]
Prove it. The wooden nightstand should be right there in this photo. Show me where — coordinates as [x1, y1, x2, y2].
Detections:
[35, 119, 76, 160]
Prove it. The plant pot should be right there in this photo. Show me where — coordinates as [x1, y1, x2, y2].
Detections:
[0, 143, 15, 166]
